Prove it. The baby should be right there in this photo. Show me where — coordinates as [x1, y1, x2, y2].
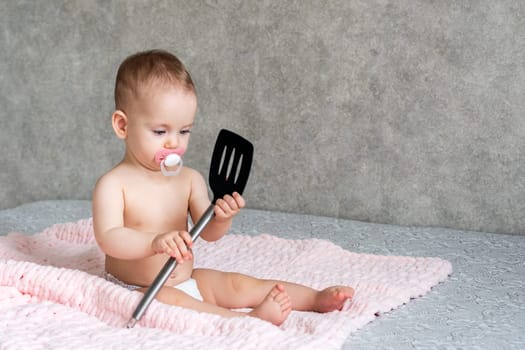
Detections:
[92, 49, 354, 326]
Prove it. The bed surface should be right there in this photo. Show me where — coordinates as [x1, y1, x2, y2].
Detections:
[1, 200, 524, 349]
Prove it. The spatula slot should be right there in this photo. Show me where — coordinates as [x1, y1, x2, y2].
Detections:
[226, 148, 236, 181]
[234, 154, 243, 183]
[218, 147, 227, 177]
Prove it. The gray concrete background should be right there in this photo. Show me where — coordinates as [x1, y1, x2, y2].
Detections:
[1, 1, 524, 234]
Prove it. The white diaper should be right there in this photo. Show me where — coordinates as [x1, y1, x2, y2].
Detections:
[104, 272, 203, 301]
[173, 278, 203, 301]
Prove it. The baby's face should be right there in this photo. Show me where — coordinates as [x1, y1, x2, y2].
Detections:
[124, 86, 197, 173]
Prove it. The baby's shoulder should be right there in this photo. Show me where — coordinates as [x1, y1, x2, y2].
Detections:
[181, 166, 207, 184]
[181, 166, 204, 178]
[94, 164, 127, 190]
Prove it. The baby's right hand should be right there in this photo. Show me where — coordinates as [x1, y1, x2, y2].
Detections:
[151, 231, 193, 263]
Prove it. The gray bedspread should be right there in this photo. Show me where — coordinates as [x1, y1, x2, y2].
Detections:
[1, 200, 524, 349]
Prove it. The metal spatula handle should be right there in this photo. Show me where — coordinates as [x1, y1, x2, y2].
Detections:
[126, 205, 215, 328]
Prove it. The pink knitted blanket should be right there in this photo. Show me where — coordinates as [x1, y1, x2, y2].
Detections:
[0, 219, 451, 349]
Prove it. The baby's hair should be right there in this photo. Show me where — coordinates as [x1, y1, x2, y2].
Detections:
[114, 49, 195, 110]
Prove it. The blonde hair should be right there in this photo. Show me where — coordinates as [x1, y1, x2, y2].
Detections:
[114, 49, 195, 111]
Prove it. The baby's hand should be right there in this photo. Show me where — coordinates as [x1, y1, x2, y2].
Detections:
[214, 192, 245, 221]
[151, 231, 193, 263]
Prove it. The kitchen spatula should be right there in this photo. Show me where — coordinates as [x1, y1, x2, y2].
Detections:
[127, 129, 254, 328]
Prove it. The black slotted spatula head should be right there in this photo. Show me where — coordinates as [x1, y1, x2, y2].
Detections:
[209, 129, 254, 203]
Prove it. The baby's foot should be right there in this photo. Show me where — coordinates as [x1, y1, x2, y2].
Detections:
[248, 284, 291, 326]
[314, 286, 354, 313]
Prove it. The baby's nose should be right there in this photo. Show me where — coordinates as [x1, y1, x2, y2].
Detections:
[165, 133, 179, 148]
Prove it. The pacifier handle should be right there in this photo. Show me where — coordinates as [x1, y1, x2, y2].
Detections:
[160, 154, 183, 177]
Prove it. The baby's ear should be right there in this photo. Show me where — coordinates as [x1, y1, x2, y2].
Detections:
[112, 110, 128, 139]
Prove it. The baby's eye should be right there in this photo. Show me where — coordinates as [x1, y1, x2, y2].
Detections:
[153, 130, 166, 135]
[180, 129, 192, 135]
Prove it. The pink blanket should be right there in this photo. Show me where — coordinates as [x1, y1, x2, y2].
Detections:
[0, 219, 452, 349]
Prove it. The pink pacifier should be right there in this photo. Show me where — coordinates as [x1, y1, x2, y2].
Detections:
[155, 148, 185, 176]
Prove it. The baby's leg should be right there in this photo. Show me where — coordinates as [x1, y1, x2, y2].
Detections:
[192, 268, 283, 309]
[275, 283, 354, 312]
[139, 283, 290, 326]
[192, 268, 354, 313]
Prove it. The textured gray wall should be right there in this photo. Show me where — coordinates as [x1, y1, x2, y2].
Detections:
[1, 1, 524, 234]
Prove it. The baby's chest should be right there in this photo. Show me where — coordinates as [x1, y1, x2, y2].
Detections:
[122, 184, 190, 230]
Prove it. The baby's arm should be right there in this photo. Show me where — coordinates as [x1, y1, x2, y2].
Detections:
[188, 170, 245, 242]
[92, 173, 193, 262]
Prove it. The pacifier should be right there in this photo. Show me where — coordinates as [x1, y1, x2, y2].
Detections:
[155, 148, 185, 177]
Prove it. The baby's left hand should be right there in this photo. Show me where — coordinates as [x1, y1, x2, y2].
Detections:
[214, 192, 245, 221]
